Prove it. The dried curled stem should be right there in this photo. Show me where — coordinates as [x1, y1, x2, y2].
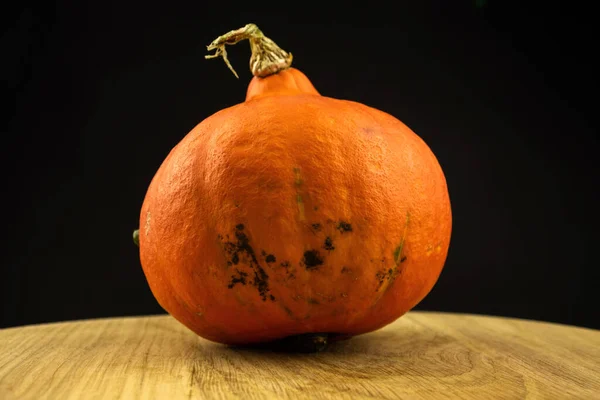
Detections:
[205, 23, 293, 78]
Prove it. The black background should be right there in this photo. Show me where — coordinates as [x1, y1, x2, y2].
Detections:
[3, 1, 598, 330]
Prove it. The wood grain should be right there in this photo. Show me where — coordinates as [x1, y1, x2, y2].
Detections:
[0, 312, 598, 399]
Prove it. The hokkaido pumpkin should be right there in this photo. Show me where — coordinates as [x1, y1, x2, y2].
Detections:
[136, 24, 452, 350]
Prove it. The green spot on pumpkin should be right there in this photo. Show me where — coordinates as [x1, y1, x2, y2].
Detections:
[393, 212, 411, 265]
[133, 229, 139, 247]
[294, 167, 303, 185]
[393, 241, 404, 266]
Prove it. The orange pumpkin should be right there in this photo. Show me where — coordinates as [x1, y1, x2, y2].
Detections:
[137, 24, 452, 349]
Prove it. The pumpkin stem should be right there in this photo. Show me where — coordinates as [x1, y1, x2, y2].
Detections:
[205, 23, 293, 79]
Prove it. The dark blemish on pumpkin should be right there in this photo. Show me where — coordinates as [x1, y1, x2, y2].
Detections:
[337, 221, 352, 232]
[234, 230, 251, 253]
[220, 225, 274, 301]
[283, 306, 294, 317]
[341, 266, 352, 274]
[280, 261, 295, 280]
[265, 254, 276, 263]
[302, 250, 324, 270]
[314, 206, 319, 211]
[228, 269, 248, 288]
[400, 256, 407, 263]
[375, 267, 399, 291]
[252, 265, 272, 301]
[307, 298, 320, 305]
[323, 236, 335, 251]
[311, 223, 322, 231]
[261, 250, 267, 256]
[375, 272, 387, 291]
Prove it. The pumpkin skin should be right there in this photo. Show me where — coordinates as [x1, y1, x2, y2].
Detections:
[138, 31, 451, 346]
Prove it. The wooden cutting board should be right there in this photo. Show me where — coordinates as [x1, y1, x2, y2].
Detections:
[1, 312, 598, 399]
